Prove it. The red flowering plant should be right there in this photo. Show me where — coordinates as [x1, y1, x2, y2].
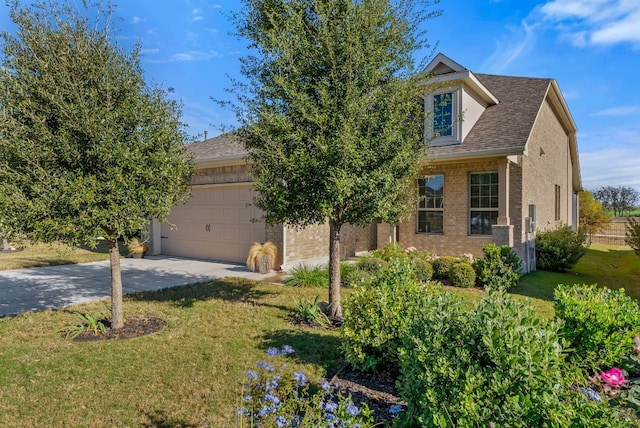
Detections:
[588, 336, 640, 416]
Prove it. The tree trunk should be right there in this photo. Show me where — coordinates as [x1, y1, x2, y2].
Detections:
[2, 238, 10, 251]
[328, 219, 342, 319]
[107, 236, 124, 330]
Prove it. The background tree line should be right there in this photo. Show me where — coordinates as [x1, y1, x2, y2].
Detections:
[591, 186, 639, 217]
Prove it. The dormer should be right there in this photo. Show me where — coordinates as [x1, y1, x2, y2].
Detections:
[423, 53, 499, 146]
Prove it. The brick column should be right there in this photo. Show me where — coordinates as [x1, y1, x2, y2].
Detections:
[497, 158, 510, 225]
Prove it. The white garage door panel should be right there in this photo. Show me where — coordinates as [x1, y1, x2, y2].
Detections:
[161, 186, 265, 263]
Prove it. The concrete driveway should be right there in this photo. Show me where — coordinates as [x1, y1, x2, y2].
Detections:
[0, 256, 275, 317]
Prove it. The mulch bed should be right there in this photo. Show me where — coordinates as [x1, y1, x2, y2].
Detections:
[330, 362, 402, 424]
[70, 314, 167, 342]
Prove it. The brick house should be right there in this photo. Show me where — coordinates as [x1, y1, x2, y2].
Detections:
[150, 53, 581, 272]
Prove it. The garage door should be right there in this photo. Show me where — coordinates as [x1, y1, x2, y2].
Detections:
[160, 185, 265, 263]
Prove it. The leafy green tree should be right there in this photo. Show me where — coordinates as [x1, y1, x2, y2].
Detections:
[579, 190, 610, 244]
[228, 0, 439, 317]
[0, 1, 194, 329]
[626, 217, 640, 255]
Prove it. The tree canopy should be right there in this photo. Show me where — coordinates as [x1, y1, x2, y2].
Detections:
[592, 186, 639, 217]
[229, 0, 440, 317]
[579, 191, 610, 244]
[0, 0, 194, 328]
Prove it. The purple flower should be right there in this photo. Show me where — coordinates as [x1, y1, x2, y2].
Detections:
[246, 370, 259, 381]
[321, 380, 331, 391]
[237, 406, 248, 416]
[324, 400, 338, 413]
[389, 404, 403, 415]
[582, 388, 602, 402]
[281, 345, 295, 354]
[243, 395, 252, 402]
[346, 402, 359, 416]
[266, 347, 280, 356]
[275, 415, 287, 427]
[264, 392, 281, 405]
[293, 371, 307, 386]
[256, 361, 275, 372]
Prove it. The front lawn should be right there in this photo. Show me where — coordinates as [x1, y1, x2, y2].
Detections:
[0, 240, 128, 271]
[0, 279, 341, 427]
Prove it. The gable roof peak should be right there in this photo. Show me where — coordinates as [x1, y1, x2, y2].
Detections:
[425, 53, 467, 75]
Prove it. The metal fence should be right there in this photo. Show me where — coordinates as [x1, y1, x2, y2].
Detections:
[589, 221, 629, 246]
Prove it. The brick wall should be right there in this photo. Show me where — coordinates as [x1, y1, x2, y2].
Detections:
[389, 159, 502, 259]
[522, 99, 573, 232]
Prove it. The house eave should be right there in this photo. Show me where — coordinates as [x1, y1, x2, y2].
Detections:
[428, 147, 524, 163]
[194, 154, 247, 169]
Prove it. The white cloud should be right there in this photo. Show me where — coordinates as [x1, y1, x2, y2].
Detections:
[144, 50, 220, 63]
[539, 0, 640, 46]
[482, 20, 537, 74]
[193, 16, 204, 21]
[132, 16, 141, 24]
[579, 126, 640, 191]
[592, 105, 640, 116]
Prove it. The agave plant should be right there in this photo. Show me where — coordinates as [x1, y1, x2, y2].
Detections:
[246, 241, 278, 273]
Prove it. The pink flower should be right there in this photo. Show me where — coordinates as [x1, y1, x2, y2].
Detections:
[600, 368, 626, 387]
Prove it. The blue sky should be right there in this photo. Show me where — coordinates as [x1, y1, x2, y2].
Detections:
[1, 0, 639, 192]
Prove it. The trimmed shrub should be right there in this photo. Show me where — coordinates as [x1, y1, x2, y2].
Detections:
[449, 262, 476, 288]
[412, 258, 433, 283]
[371, 242, 406, 261]
[473, 243, 521, 291]
[554, 283, 640, 370]
[341, 259, 443, 372]
[355, 256, 388, 274]
[397, 291, 571, 427]
[432, 256, 459, 281]
[536, 224, 587, 272]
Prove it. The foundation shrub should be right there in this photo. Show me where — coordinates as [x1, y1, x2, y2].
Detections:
[554, 284, 640, 371]
[473, 244, 521, 291]
[371, 242, 406, 262]
[341, 259, 443, 372]
[355, 256, 388, 274]
[432, 256, 459, 281]
[396, 291, 574, 427]
[412, 258, 433, 283]
[536, 224, 587, 272]
[449, 262, 476, 288]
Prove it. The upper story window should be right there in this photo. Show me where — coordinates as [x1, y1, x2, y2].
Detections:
[469, 172, 498, 235]
[417, 175, 444, 234]
[426, 89, 461, 145]
[433, 93, 453, 137]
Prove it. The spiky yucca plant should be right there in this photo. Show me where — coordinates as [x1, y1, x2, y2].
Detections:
[246, 241, 278, 273]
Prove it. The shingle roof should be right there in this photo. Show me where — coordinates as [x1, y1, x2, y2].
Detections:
[188, 74, 553, 162]
[429, 74, 552, 159]
[186, 132, 246, 160]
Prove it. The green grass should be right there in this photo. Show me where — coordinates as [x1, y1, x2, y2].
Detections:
[513, 244, 640, 304]
[0, 240, 128, 271]
[0, 278, 342, 427]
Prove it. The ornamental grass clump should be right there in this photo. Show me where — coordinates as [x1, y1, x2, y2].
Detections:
[246, 241, 278, 273]
[237, 346, 373, 427]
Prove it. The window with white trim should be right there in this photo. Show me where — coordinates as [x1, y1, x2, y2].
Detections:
[469, 172, 498, 235]
[417, 175, 444, 234]
[433, 92, 453, 137]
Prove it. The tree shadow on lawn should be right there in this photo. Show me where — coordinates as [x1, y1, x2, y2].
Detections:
[126, 277, 281, 309]
[140, 410, 199, 428]
[260, 328, 344, 375]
